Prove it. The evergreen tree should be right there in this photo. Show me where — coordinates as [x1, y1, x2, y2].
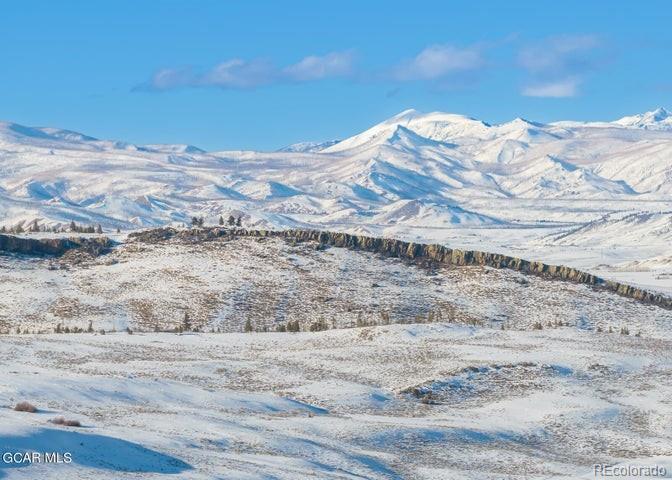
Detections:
[235, 216, 242, 227]
[87, 320, 93, 333]
[244, 319, 253, 333]
[96, 224, 103, 234]
[218, 215, 224, 226]
[182, 312, 192, 332]
[227, 215, 236, 226]
[70, 220, 77, 232]
[381, 310, 391, 325]
[309, 319, 329, 332]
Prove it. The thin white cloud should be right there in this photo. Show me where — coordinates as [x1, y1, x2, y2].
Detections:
[283, 51, 354, 81]
[142, 67, 194, 91]
[136, 36, 604, 97]
[393, 44, 484, 81]
[518, 34, 603, 97]
[522, 77, 580, 98]
[138, 51, 355, 91]
[200, 58, 276, 89]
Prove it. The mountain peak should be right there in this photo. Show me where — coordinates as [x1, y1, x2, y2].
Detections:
[383, 109, 487, 127]
[504, 117, 542, 128]
[388, 109, 421, 122]
[323, 109, 489, 153]
[650, 107, 671, 120]
[614, 107, 672, 130]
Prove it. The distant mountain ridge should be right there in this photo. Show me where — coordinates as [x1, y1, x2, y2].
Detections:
[1, 107, 671, 240]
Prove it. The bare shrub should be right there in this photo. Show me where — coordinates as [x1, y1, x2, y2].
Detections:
[50, 416, 81, 427]
[14, 401, 37, 413]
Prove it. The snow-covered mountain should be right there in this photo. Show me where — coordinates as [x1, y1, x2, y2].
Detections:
[1, 107, 672, 281]
[613, 107, 672, 130]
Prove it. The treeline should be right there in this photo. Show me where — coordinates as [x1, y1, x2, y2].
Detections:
[0, 220, 108, 234]
[241, 306, 479, 333]
[4, 309, 642, 337]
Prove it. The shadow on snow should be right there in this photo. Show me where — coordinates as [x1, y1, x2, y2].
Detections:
[0, 427, 191, 477]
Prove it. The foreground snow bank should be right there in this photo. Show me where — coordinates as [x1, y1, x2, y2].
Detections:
[0, 323, 670, 479]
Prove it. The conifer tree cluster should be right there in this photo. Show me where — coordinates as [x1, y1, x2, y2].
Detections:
[225, 215, 243, 227]
[68, 221, 103, 233]
[0, 220, 103, 234]
[244, 307, 456, 334]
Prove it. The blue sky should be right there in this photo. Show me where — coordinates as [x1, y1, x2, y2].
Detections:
[1, 1, 671, 150]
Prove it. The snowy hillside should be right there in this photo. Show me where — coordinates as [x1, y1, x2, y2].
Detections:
[1, 230, 671, 479]
[1, 108, 672, 288]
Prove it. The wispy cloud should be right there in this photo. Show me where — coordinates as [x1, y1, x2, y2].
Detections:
[519, 34, 604, 97]
[136, 51, 355, 91]
[144, 67, 195, 91]
[522, 77, 580, 98]
[282, 51, 354, 81]
[392, 44, 485, 82]
[200, 58, 277, 89]
[135, 36, 606, 97]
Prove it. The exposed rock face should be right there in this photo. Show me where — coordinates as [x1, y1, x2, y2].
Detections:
[128, 227, 672, 310]
[0, 234, 111, 257]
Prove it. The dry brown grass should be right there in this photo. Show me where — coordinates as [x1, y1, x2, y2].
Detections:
[14, 401, 37, 413]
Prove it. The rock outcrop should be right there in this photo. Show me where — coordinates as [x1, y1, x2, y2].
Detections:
[0, 234, 111, 257]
